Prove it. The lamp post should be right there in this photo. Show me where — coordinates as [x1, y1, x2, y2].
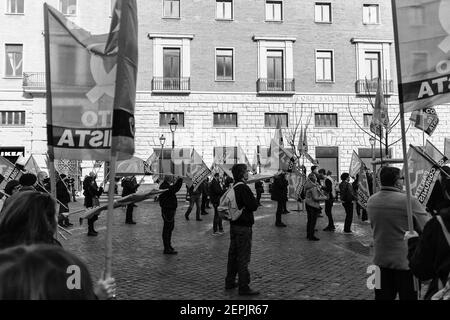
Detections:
[168, 117, 178, 174]
[369, 136, 376, 194]
[159, 134, 166, 176]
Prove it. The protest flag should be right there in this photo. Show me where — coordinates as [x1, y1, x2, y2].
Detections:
[349, 151, 363, 178]
[356, 167, 370, 209]
[410, 108, 439, 136]
[0, 156, 23, 191]
[185, 149, 211, 191]
[372, 78, 390, 128]
[24, 155, 42, 175]
[273, 117, 284, 147]
[445, 138, 450, 159]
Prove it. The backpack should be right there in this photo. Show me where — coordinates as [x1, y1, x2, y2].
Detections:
[218, 182, 244, 221]
[431, 216, 450, 300]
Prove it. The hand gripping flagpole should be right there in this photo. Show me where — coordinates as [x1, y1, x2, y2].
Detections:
[391, 0, 419, 297]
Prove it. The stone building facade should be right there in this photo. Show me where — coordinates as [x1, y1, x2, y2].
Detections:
[0, 0, 449, 184]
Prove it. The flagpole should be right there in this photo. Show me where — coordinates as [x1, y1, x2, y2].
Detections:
[421, 109, 425, 147]
[391, 0, 414, 235]
[104, 152, 117, 279]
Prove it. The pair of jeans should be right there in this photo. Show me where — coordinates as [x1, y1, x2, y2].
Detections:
[256, 190, 262, 205]
[275, 201, 285, 224]
[374, 267, 417, 300]
[201, 193, 209, 212]
[305, 204, 319, 238]
[161, 208, 176, 251]
[213, 204, 223, 233]
[185, 194, 202, 219]
[324, 198, 335, 228]
[225, 225, 252, 291]
[342, 201, 353, 232]
[125, 204, 134, 222]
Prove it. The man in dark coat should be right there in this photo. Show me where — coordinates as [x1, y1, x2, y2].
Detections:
[159, 176, 183, 254]
[271, 172, 288, 227]
[83, 172, 103, 236]
[57, 174, 72, 227]
[184, 183, 203, 221]
[200, 178, 210, 215]
[121, 176, 139, 224]
[225, 164, 259, 296]
[254, 180, 264, 207]
[209, 173, 224, 235]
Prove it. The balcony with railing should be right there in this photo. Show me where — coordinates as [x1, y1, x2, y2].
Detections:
[22, 72, 46, 94]
[256, 78, 295, 94]
[355, 79, 394, 95]
[151, 77, 190, 93]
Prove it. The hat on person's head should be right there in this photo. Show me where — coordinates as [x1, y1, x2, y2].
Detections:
[4, 180, 20, 195]
[19, 173, 37, 187]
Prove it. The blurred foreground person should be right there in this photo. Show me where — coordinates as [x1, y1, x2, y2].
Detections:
[367, 166, 430, 300]
[159, 175, 183, 254]
[0, 244, 116, 300]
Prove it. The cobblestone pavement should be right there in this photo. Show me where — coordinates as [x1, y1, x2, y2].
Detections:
[63, 198, 375, 300]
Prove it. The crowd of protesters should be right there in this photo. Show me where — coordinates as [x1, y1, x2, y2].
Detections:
[0, 159, 449, 300]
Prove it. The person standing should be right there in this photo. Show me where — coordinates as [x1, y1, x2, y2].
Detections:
[254, 179, 264, 207]
[56, 174, 72, 227]
[323, 170, 336, 231]
[271, 172, 288, 227]
[339, 173, 356, 234]
[158, 175, 183, 254]
[304, 173, 328, 241]
[83, 172, 103, 237]
[121, 176, 139, 224]
[184, 184, 203, 221]
[200, 179, 210, 215]
[367, 166, 430, 300]
[209, 173, 225, 235]
[225, 164, 259, 296]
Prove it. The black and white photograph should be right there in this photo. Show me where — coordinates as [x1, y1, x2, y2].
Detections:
[0, 0, 449, 313]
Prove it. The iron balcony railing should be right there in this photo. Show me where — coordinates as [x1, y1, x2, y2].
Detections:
[151, 77, 190, 91]
[355, 79, 394, 95]
[22, 72, 46, 89]
[257, 78, 295, 93]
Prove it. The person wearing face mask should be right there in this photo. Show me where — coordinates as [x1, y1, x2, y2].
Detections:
[367, 166, 430, 300]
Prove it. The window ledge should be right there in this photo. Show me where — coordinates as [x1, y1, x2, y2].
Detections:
[215, 18, 234, 21]
[162, 17, 181, 20]
[362, 22, 381, 25]
[5, 13, 25, 15]
[152, 90, 191, 94]
[264, 20, 283, 23]
[3, 76, 22, 79]
[215, 79, 235, 82]
[316, 80, 335, 84]
[257, 91, 295, 96]
[314, 21, 332, 24]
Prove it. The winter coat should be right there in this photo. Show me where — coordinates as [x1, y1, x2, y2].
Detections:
[339, 181, 355, 203]
[83, 177, 103, 208]
[304, 180, 327, 209]
[158, 178, 183, 210]
[121, 177, 139, 197]
[56, 180, 71, 213]
[209, 178, 224, 205]
[230, 181, 259, 227]
[271, 174, 288, 202]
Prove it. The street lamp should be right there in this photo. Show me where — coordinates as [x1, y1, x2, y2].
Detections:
[159, 134, 166, 175]
[168, 117, 178, 174]
[369, 136, 376, 193]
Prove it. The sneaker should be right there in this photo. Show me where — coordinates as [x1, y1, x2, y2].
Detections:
[212, 232, 219, 236]
[308, 236, 320, 241]
[125, 221, 137, 224]
[196, 218, 203, 221]
[225, 282, 238, 290]
[163, 249, 178, 255]
[275, 222, 287, 227]
[323, 226, 334, 232]
[218, 230, 225, 234]
[201, 211, 209, 215]
[343, 230, 353, 234]
[87, 231, 97, 237]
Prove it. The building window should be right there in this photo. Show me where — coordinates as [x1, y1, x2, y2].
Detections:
[213, 113, 237, 127]
[6, 0, 24, 14]
[163, 0, 180, 18]
[5, 44, 22, 78]
[265, 113, 288, 128]
[316, 50, 333, 82]
[315, 2, 331, 23]
[409, 5, 425, 26]
[363, 113, 372, 127]
[216, 48, 233, 81]
[0, 111, 25, 126]
[363, 51, 380, 80]
[163, 48, 181, 89]
[265, 1, 282, 21]
[59, 0, 77, 15]
[363, 4, 379, 24]
[159, 112, 184, 127]
[216, 0, 232, 20]
[315, 113, 338, 127]
[267, 50, 284, 89]
[315, 146, 339, 181]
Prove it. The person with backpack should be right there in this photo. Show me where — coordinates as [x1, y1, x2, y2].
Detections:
[406, 166, 450, 300]
[209, 173, 225, 235]
[158, 175, 183, 254]
[224, 164, 259, 296]
[339, 173, 355, 234]
[304, 173, 328, 241]
[323, 170, 336, 231]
